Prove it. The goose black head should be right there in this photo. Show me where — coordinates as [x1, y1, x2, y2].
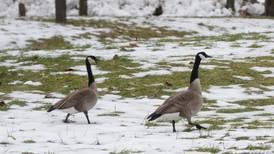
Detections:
[86, 55, 98, 64]
[196, 52, 211, 60]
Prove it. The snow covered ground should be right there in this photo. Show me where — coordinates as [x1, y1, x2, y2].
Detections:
[0, 16, 274, 153]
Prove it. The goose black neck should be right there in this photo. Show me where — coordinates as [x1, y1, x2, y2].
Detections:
[190, 56, 201, 84]
[86, 58, 94, 87]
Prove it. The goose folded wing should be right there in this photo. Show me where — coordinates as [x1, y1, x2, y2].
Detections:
[53, 88, 90, 109]
[155, 90, 192, 114]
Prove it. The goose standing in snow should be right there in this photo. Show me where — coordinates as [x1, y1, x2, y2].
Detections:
[147, 52, 211, 132]
[47, 56, 98, 124]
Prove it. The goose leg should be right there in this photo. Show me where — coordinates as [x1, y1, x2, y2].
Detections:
[172, 120, 176, 132]
[84, 111, 91, 124]
[64, 113, 70, 123]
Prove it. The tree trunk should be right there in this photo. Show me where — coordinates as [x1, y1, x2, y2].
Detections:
[265, 0, 274, 16]
[226, 0, 235, 12]
[79, 0, 88, 16]
[55, 0, 67, 23]
[19, 2, 26, 17]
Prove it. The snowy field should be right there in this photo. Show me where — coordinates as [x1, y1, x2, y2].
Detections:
[0, 16, 274, 153]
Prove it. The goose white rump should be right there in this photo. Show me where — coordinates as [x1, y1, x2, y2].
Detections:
[155, 113, 182, 122]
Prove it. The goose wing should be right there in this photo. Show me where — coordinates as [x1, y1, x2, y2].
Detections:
[156, 90, 193, 114]
[47, 88, 94, 112]
[147, 90, 194, 121]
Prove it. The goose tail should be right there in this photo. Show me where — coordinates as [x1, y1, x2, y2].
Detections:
[47, 106, 56, 112]
[147, 112, 162, 121]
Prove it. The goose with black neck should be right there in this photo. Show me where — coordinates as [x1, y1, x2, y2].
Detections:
[147, 52, 211, 132]
[47, 56, 98, 124]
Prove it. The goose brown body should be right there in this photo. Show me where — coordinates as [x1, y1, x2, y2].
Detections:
[147, 52, 211, 132]
[48, 86, 97, 113]
[154, 79, 203, 120]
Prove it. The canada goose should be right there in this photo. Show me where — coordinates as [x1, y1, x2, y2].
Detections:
[47, 56, 98, 124]
[147, 52, 211, 132]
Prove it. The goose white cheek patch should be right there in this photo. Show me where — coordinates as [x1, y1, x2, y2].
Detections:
[88, 58, 96, 64]
[199, 54, 206, 59]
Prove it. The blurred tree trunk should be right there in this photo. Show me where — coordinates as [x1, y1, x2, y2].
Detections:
[226, 0, 235, 12]
[55, 0, 67, 23]
[265, 0, 274, 16]
[19, 2, 26, 17]
[79, 0, 88, 16]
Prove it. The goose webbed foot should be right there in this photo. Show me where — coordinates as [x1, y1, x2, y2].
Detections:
[189, 122, 206, 130]
[63, 119, 70, 123]
[195, 124, 206, 130]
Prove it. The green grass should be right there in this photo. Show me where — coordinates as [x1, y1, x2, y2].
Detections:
[233, 99, 274, 106]
[96, 56, 274, 98]
[216, 107, 262, 113]
[197, 22, 216, 31]
[23, 139, 36, 144]
[197, 117, 225, 130]
[110, 149, 143, 154]
[97, 111, 125, 117]
[41, 18, 195, 44]
[256, 136, 270, 140]
[195, 147, 220, 153]
[244, 145, 271, 150]
[0, 104, 9, 111]
[9, 100, 27, 107]
[144, 121, 162, 127]
[248, 43, 262, 48]
[1, 53, 274, 99]
[0, 55, 86, 94]
[246, 120, 272, 129]
[33, 103, 52, 111]
[26, 36, 74, 50]
[197, 117, 246, 130]
[255, 113, 274, 116]
[0, 100, 27, 111]
[0, 141, 10, 145]
[235, 136, 249, 141]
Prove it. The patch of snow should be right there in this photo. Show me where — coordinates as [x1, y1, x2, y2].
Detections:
[95, 77, 107, 83]
[70, 65, 109, 75]
[133, 70, 171, 78]
[119, 75, 132, 79]
[240, 2, 265, 15]
[24, 81, 42, 86]
[9, 80, 23, 85]
[251, 66, 274, 77]
[24, 50, 66, 58]
[12, 64, 46, 72]
[170, 67, 190, 72]
[8, 91, 45, 102]
[203, 85, 267, 102]
[0, 60, 23, 67]
[233, 75, 253, 80]
[47, 92, 66, 98]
